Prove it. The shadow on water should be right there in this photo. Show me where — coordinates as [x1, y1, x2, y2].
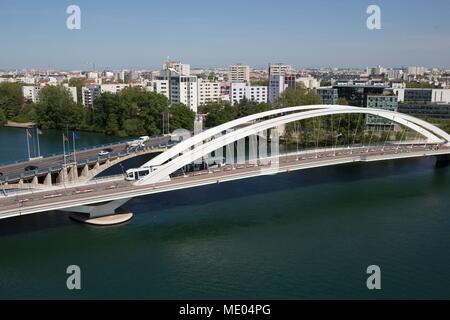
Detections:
[127, 156, 443, 214]
[0, 156, 447, 236]
[95, 152, 162, 178]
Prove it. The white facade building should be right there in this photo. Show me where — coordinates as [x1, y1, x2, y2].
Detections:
[198, 79, 222, 105]
[156, 69, 198, 112]
[231, 83, 267, 104]
[100, 84, 129, 94]
[152, 79, 170, 99]
[22, 86, 40, 103]
[165, 61, 191, 76]
[228, 64, 250, 83]
[269, 63, 293, 76]
[82, 85, 101, 108]
[407, 66, 427, 76]
[296, 76, 320, 89]
[268, 75, 289, 103]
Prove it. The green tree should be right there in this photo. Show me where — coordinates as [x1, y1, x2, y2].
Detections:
[91, 87, 171, 136]
[35, 85, 85, 130]
[0, 108, 6, 125]
[169, 103, 195, 131]
[198, 102, 239, 128]
[239, 99, 271, 117]
[0, 82, 24, 119]
[276, 85, 321, 108]
[123, 118, 146, 136]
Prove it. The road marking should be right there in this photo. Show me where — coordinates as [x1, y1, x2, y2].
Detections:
[43, 194, 63, 199]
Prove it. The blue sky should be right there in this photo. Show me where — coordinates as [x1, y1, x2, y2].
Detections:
[0, 0, 449, 69]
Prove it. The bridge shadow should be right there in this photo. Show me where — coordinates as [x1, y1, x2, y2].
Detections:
[0, 156, 447, 237]
[95, 152, 162, 178]
[127, 156, 445, 214]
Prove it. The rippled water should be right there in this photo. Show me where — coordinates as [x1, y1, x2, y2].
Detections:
[1, 156, 450, 299]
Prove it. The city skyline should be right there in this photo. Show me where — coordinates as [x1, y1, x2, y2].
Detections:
[1, 0, 450, 70]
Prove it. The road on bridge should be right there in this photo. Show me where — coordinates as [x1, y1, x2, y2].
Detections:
[1, 144, 448, 219]
[0, 135, 171, 178]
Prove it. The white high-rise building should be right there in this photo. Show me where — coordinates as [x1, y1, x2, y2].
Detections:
[22, 86, 40, 103]
[157, 69, 198, 112]
[231, 83, 267, 104]
[152, 79, 170, 99]
[82, 84, 101, 108]
[269, 63, 293, 76]
[407, 66, 427, 76]
[268, 75, 284, 104]
[164, 60, 191, 76]
[296, 76, 320, 90]
[100, 84, 129, 94]
[198, 79, 222, 105]
[228, 64, 250, 83]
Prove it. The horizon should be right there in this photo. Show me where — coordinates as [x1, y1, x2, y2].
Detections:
[1, 0, 450, 70]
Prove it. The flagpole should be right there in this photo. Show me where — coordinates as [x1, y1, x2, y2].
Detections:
[26, 129, 31, 160]
[36, 126, 41, 158]
[62, 133, 67, 169]
[73, 132, 77, 164]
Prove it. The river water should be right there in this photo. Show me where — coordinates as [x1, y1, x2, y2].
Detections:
[0, 127, 450, 299]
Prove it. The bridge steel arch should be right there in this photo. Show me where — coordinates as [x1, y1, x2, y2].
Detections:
[144, 105, 343, 168]
[137, 106, 450, 185]
[144, 105, 450, 169]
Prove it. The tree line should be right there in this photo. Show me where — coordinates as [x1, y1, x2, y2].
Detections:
[0, 82, 195, 138]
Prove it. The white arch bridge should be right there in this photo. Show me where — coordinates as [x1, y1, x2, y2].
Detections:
[1, 105, 450, 221]
[132, 104, 450, 185]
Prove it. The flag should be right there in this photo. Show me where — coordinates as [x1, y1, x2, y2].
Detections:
[27, 129, 32, 139]
[73, 133, 81, 141]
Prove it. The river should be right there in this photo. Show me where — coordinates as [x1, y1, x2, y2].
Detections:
[0, 127, 450, 299]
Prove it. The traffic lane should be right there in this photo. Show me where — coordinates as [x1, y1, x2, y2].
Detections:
[0, 143, 129, 177]
[0, 135, 171, 176]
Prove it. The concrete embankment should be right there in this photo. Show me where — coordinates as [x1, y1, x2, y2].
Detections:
[4, 121, 36, 129]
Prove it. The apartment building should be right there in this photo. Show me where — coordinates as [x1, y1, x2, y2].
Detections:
[198, 79, 222, 105]
[231, 83, 267, 104]
[156, 69, 198, 112]
[228, 64, 250, 83]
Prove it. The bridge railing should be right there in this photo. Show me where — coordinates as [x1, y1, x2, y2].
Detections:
[0, 140, 175, 185]
[0, 134, 172, 168]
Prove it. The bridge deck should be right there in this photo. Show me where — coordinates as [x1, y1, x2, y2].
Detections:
[0, 136, 171, 183]
[1, 145, 449, 220]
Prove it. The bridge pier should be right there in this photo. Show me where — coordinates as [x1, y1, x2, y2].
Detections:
[57, 167, 68, 184]
[43, 173, 52, 186]
[66, 198, 133, 226]
[81, 164, 89, 178]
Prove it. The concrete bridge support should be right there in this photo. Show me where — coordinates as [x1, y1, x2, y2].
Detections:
[57, 167, 68, 184]
[43, 173, 52, 186]
[65, 198, 133, 226]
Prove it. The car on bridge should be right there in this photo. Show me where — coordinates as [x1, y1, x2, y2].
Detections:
[24, 165, 38, 172]
[98, 149, 113, 156]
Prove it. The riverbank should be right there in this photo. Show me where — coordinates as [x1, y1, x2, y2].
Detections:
[4, 121, 35, 129]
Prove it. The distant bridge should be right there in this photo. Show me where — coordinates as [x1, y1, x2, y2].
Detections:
[1, 105, 449, 223]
